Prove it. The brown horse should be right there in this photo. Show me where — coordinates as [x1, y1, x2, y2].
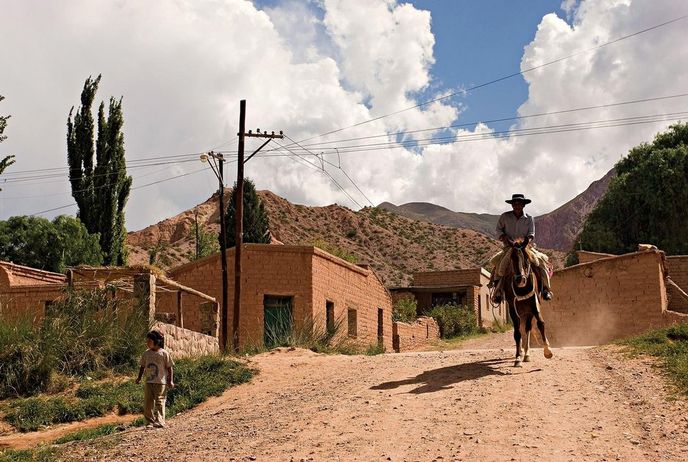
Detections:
[503, 242, 553, 367]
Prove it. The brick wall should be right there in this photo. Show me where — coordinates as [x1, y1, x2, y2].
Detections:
[413, 269, 485, 287]
[169, 245, 392, 350]
[576, 251, 615, 264]
[545, 251, 687, 346]
[392, 316, 440, 352]
[311, 248, 393, 352]
[666, 256, 688, 313]
[0, 285, 65, 321]
[154, 322, 220, 359]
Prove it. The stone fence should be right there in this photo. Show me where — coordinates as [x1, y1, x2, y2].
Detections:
[154, 322, 220, 359]
[392, 316, 440, 352]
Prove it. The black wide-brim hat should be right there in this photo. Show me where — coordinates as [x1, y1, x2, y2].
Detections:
[506, 193, 531, 204]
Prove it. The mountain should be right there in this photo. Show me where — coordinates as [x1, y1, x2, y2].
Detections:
[378, 202, 499, 238]
[379, 169, 615, 251]
[533, 169, 615, 250]
[127, 190, 565, 286]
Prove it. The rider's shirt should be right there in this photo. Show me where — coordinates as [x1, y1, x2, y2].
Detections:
[496, 211, 535, 241]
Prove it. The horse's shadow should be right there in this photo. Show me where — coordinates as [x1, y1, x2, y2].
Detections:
[370, 358, 518, 394]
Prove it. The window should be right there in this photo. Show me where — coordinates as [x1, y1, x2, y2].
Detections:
[431, 291, 466, 307]
[347, 308, 357, 338]
[326, 301, 335, 335]
[377, 308, 384, 345]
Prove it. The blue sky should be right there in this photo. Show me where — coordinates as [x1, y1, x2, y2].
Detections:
[2, 0, 687, 228]
[409, 0, 566, 126]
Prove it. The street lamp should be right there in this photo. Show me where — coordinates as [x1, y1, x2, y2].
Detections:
[200, 151, 229, 352]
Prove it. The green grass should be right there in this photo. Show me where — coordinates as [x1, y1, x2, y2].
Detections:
[53, 423, 122, 444]
[619, 323, 688, 394]
[0, 447, 59, 462]
[3, 357, 254, 432]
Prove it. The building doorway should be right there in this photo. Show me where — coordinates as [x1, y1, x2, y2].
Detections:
[264, 295, 293, 348]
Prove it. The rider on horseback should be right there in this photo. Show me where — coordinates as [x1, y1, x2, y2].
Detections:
[489, 193, 553, 304]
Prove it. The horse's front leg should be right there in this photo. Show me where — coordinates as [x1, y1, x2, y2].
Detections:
[522, 315, 532, 362]
[535, 311, 553, 359]
[514, 318, 527, 367]
[509, 304, 522, 367]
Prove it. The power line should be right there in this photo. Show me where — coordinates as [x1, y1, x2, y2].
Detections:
[290, 92, 688, 149]
[271, 138, 363, 209]
[284, 135, 375, 207]
[282, 13, 688, 146]
[25, 166, 218, 216]
[254, 111, 688, 157]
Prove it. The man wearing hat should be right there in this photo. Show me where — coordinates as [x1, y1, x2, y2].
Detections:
[489, 193, 553, 303]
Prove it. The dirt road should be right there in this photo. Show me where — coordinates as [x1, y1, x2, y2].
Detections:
[64, 333, 688, 461]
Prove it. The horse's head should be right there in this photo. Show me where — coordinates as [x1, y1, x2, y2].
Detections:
[510, 240, 531, 289]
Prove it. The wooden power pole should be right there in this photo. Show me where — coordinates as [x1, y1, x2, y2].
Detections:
[233, 99, 283, 352]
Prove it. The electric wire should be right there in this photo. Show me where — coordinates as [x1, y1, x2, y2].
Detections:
[280, 13, 688, 147]
[284, 135, 375, 207]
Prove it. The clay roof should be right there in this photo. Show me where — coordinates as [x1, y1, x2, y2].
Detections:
[0, 261, 67, 287]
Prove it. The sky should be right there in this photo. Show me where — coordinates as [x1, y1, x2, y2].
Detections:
[1, 0, 688, 231]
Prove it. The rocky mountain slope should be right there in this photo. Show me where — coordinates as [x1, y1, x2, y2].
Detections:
[127, 190, 565, 286]
[379, 169, 615, 251]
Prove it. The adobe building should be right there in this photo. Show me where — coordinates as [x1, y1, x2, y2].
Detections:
[0, 261, 66, 321]
[542, 249, 688, 346]
[162, 244, 394, 351]
[389, 268, 508, 328]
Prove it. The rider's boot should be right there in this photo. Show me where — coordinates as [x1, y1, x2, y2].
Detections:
[491, 278, 503, 304]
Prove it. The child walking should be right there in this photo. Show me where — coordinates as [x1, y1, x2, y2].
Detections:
[136, 330, 175, 428]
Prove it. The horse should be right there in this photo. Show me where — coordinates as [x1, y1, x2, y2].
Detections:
[502, 241, 553, 367]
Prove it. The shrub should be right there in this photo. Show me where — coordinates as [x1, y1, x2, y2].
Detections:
[312, 238, 357, 264]
[0, 318, 54, 399]
[0, 287, 149, 398]
[3, 357, 253, 431]
[392, 298, 417, 323]
[427, 303, 478, 339]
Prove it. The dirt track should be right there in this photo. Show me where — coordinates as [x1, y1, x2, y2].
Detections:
[63, 333, 688, 461]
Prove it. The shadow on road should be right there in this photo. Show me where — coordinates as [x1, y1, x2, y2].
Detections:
[371, 358, 517, 394]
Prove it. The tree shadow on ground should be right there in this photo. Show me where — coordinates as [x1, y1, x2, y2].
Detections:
[371, 358, 540, 394]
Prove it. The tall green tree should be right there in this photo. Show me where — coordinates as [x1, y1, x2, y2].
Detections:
[578, 122, 688, 255]
[67, 75, 132, 265]
[0, 94, 16, 189]
[0, 215, 103, 273]
[224, 179, 270, 248]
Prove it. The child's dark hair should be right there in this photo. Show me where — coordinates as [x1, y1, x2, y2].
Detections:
[146, 330, 164, 348]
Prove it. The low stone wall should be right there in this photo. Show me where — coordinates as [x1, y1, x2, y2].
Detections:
[154, 322, 220, 359]
[666, 256, 688, 313]
[392, 316, 440, 352]
[545, 250, 688, 346]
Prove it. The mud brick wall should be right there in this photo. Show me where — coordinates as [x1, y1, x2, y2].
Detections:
[666, 256, 688, 313]
[169, 246, 313, 348]
[169, 245, 393, 350]
[576, 251, 615, 264]
[154, 322, 219, 359]
[0, 285, 65, 321]
[545, 251, 687, 346]
[392, 316, 440, 352]
[413, 269, 483, 287]
[311, 248, 393, 352]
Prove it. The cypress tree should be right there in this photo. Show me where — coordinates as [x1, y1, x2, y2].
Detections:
[224, 179, 270, 248]
[67, 76, 132, 265]
[0, 94, 16, 188]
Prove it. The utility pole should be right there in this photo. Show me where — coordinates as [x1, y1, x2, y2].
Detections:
[233, 99, 283, 352]
[199, 151, 228, 351]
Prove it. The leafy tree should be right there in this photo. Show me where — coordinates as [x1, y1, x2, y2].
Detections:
[578, 123, 688, 255]
[67, 75, 131, 266]
[224, 179, 270, 248]
[0, 94, 16, 190]
[190, 222, 219, 260]
[0, 215, 103, 273]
